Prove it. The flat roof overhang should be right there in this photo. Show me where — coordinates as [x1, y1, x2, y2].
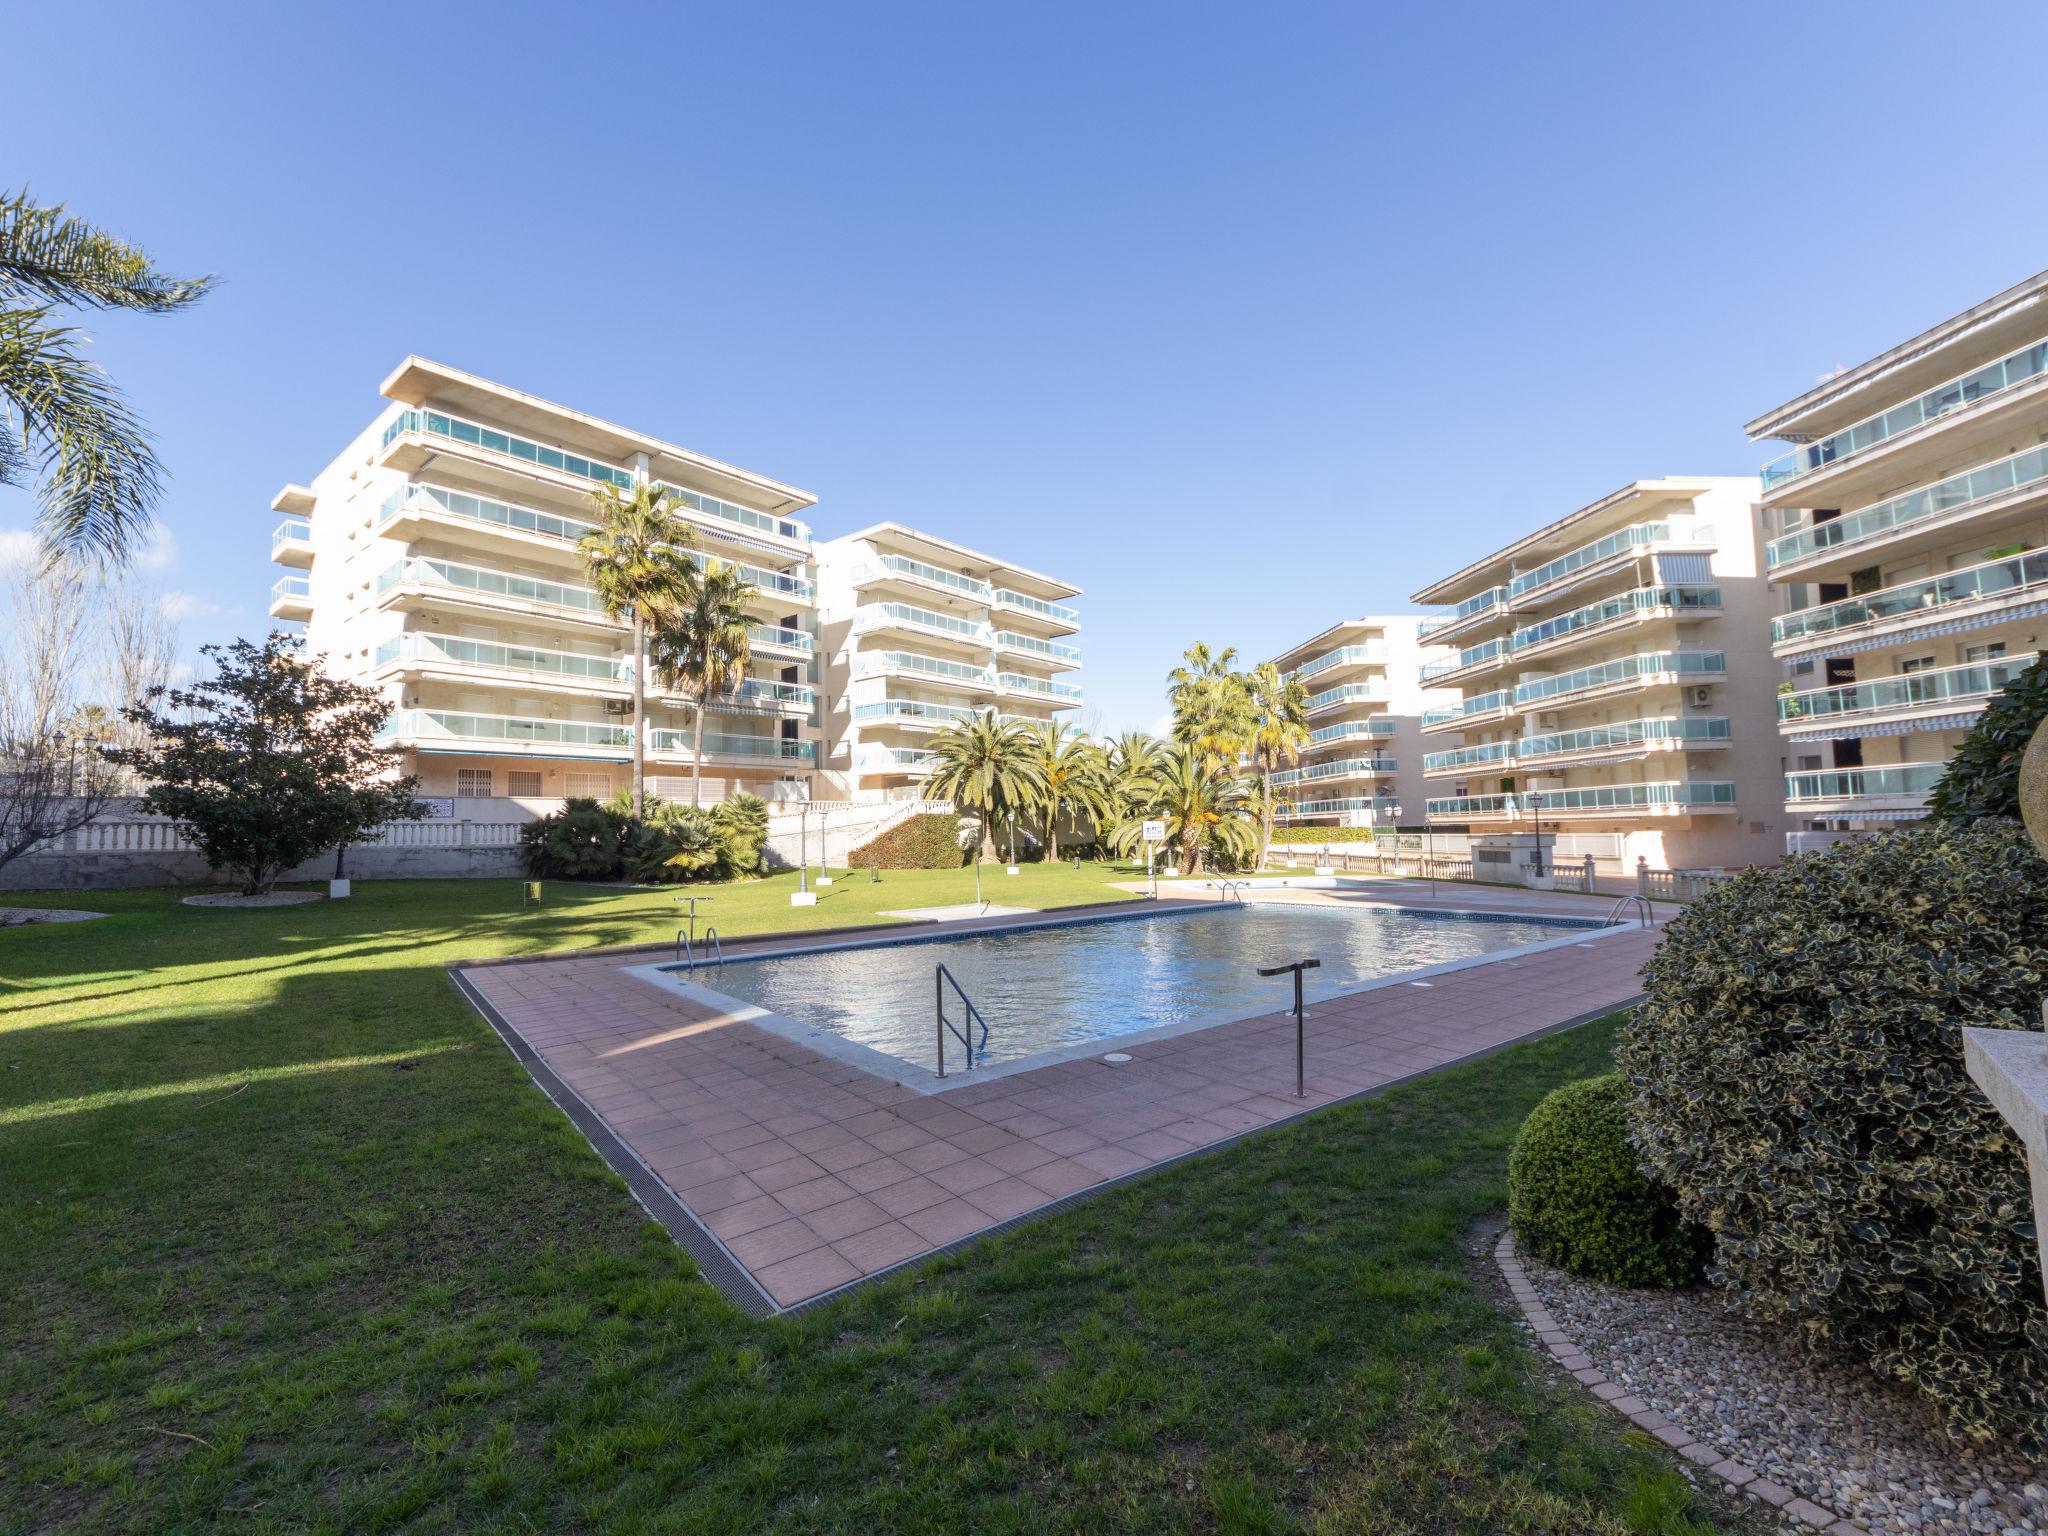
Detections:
[829, 521, 1081, 600]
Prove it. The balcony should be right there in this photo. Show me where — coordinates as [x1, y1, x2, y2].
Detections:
[1779, 657, 2028, 737]
[854, 651, 998, 692]
[269, 575, 311, 620]
[1271, 756, 1398, 787]
[1784, 761, 1945, 815]
[857, 554, 992, 602]
[1307, 718, 1398, 747]
[993, 631, 1081, 670]
[1419, 587, 1509, 644]
[861, 746, 937, 774]
[852, 698, 983, 730]
[375, 556, 616, 628]
[1765, 441, 2048, 576]
[688, 551, 812, 602]
[1507, 520, 1710, 606]
[1420, 690, 1512, 734]
[1772, 548, 2048, 656]
[1289, 643, 1388, 682]
[1421, 638, 1506, 684]
[1306, 680, 1391, 715]
[998, 672, 1083, 705]
[1421, 741, 1514, 778]
[1514, 651, 1727, 709]
[271, 519, 313, 567]
[991, 588, 1079, 632]
[653, 479, 810, 547]
[380, 408, 635, 491]
[854, 602, 992, 649]
[688, 679, 817, 718]
[376, 708, 631, 756]
[1275, 797, 1395, 821]
[372, 632, 628, 687]
[1760, 337, 2048, 494]
[749, 623, 813, 657]
[1427, 782, 1737, 819]
[649, 729, 816, 763]
[1508, 585, 1720, 659]
[1513, 716, 1731, 770]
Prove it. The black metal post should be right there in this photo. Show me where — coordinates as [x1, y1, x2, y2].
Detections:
[1258, 958, 1321, 1099]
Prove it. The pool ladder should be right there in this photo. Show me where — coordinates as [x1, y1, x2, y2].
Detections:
[934, 962, 990, 1078]
[674, 926, 725, 970]
[1601, 895, 1655, 928]
[1210, 879, 1251, 906]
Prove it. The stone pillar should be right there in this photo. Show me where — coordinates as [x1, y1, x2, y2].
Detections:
[1963, 1016, 2048, 1306]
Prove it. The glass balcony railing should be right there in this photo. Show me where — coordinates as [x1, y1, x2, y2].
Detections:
[856, 651, 995, 685]
[271, 575, 310, 601]
[1421, 639, 1506, 681]
[858, 602, 988, 641]
[748, 623, 812, 653]
[992, 588, 1079, 624]
[1420, 691, 1511, 728]
[1784, 762, 1947, 802]
[873, 554, 991, 599]
[1510, 586, 1721, 652]
[1514, 651, 1726, 707]
[649, 728, 815, 761]
[376, 709, 630, 749]
[381, 409, 635, 490]
[1422, 741, 1514, 774]
[1290, 644, 1387, 681]
[1427, 782, 1736, 817]
[383, 482, 599, 545]
[1509, 521, 1693, 598]
[371, 633, 627, 682]
[1760, 338, 2048, 492]
[725, 679, 816, 710]
[1271, 757, 1398, 786]
[654, 480, 808, 544]
[1277, 797, 1393, 818]
[1426, 793, 1517, 817]
[1307, 681, 1391, 710]
[869, 746, 937, 770]
[1774, 549, 2048, 646]
[999, 672, 1084, 701]
[1309, 718, 1398, 744]
[1420, 587, 1509, 635]
[993, 630, 1082, 662]
[1779, 658, 2028, 722]
[375, 556, 610, 616]
[1515, 716, 1731, 759]
[852, 699, 984, 726]
[684, 551, 812, 598]
[271, 519, 311, 553]
[1766, 441, 2048, 569]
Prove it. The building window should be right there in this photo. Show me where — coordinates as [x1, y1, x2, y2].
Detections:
[1963, 641, 2008, 663]
[506, 770, 542, 797]
[456, 769, 493, 797]
[1898, 654, 1936, 674]
[564, 772, 610, 797]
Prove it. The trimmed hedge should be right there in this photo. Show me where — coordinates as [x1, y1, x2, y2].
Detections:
[1269, 826, 1384, 845]
[1508, 1073, 1707, 1289]
[1621, 821, 2048, 1448]
[849, 812, 967, 869]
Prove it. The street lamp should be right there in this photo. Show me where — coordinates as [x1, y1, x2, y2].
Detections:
[791, 798, 818, 906]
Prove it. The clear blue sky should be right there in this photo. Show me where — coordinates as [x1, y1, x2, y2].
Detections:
[7, 0, 2048, 733]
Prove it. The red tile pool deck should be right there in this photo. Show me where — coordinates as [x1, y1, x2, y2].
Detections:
[455, 883, 1659, 1312]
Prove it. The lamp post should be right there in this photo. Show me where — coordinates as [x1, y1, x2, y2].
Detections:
[791, 798, 818, 906]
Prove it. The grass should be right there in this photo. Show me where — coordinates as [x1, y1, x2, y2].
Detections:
[0, 868, 1762, 1533]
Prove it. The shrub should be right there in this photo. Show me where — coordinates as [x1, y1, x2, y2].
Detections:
[848, 812, 967, 869]
[1927, 651, 2048, 823]
[1269, 826, 1385, 845]
[1508, 1073, 1707, 1288]
[1621, 821, 2048, 1447]
[630, 804, 723, 883]
[520, 798, 632, 879]
[712, 793, 769, 877]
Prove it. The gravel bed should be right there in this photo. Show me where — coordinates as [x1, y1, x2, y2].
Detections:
[1522, 1251, 2045, 1535]
[0, 907, 107, 926]
[180, 892, 324, 908]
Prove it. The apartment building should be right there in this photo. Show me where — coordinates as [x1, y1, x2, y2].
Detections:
[270, 358, 823, 808]
[1409, 478, 1787, 871]
[1746, 268, 2048, 847]
[1265, 618, 1452, 828]
[815, 524, 1083, 801]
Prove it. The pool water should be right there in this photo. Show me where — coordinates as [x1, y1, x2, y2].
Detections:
[674, 903, 1595, 1073]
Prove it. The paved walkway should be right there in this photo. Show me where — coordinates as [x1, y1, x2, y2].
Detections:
[458, 890, 1657, 1311]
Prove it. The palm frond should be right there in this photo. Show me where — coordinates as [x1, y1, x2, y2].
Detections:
[0, 190, 214, 311]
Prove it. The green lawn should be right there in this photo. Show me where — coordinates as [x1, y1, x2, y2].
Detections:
[0, 871, 1760, 1534]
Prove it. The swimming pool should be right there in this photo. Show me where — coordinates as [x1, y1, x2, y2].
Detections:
[644, 902, 1604, 1079]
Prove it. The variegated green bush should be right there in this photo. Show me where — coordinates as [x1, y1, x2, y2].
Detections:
[1621, 822, 2048, 1448]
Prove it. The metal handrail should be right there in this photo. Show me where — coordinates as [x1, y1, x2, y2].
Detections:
[935, 962, 991, 1077]
[675, 930, 693, 966]
[1603, 894, 1655, 928]
[1210, 879, 1250, 906]
[701, 926, 724, 967]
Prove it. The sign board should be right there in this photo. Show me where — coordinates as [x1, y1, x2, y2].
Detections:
[1141, 819, 1167, 844]
[415, 797, 455, 819]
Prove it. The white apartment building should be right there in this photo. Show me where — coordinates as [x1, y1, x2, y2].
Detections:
[1409, 478, 1788, 871]
[1747, 268, 2048, 847]
[271, 359, 823, 808]
[815, 524, 1083, 800]
[1265, 618, 1452, 829]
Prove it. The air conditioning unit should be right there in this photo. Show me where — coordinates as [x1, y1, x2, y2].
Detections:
[1687, 685, 1713, 708]
[603, 699, 633, 716]
[1537, 713, 1561, 730]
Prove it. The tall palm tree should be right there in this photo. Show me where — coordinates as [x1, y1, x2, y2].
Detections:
[577, 483, 698, 819]
[1167, 642, 1251, 766]
[1, 191, 214, 562]
[923, 710, 1045, 864]
[1134, 744, 1255, 876]
[650, 559, 756, 807]
[1244, 660, 1312, 860]
[1022, 720, 1111, 864]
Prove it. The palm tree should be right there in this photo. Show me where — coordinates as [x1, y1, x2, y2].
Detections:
[1244, 660, 1312, 860]
[923, 710, 1045, 864]
[577, 483, 698, 818]
[1134, 744, 1255, 876]
[1022, 720, 1111, 864]
[1, 190, 213, 561]
[650, 559, 756, 807]
[1167, 642, 1251, 765]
